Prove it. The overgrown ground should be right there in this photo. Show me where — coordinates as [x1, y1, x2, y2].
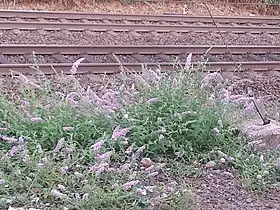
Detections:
[1, 0, 279, 16]
[0, 57, 280, 210]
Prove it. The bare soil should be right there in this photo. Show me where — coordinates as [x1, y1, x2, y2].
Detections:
[190, 169, 280, 210]
[224, 71, 280, 121]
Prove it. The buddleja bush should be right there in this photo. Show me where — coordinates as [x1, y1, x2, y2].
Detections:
[115, 70, 237, 160]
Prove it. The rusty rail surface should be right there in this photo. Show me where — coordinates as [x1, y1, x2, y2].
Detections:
[0, 10, 280, 33]
[1, 21, 280, 33]
[1, 9, 280, 24]
[0, 45, 280, 75]
[1, 45, 280, 54]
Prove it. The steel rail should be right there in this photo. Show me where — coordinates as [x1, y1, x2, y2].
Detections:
[1, 45, 280, 54]
[1, 9, 280, 24]
[0, 61, 280, 75]
[0, 21, 280, 33]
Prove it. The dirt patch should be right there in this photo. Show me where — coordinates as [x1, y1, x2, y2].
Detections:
[224, 71, 280, 121]
[191, 169, 280, 210]
[0, 0, 275, 16]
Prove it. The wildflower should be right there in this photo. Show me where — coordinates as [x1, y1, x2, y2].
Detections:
[122, 180, 140, 190]
[184, 53, 192, 70]
[37, 163, 45, 169]
[120, 163, 131, 172]
[31, 117, 43, 123]
[275, 157, 280, 170]
[91, 139, 105, 154]
[82, 193, 89, 201]
[145, 165, 155, 173]
[57, 184, 66, 192]
[63, 127, 74, 131]
[55, 138, 65, 152]
[217, 120, 223, 130]
[201, 72, 224, 90]
[90, 162, 109, 172]
[134, 145, 146, 158]
[148, 69, 161, 82]
[125, 144, 134, 155]
[95, 166, 107, 175]
[129, 171, 137, 180]
[212, 127, 220, 137]
[59, 166, 69, 174]
[21, 98, 29, 106]
[111, 125, 130, 140]
[260, 155, 264, 162]
[158, 127, 167, 134]
[108, 167, 115, 172]
[14, 168, 21, 176]
[136, 188, 147, 196]
[220, 157, 226, 163]
[70, 57, 85, 74]
[22, 153, 30, 163]
[95, 151, 113, 162]
[172, 78, 179, 89]
[256, 174, 262, 180]
[8, 144, 27, 157]
[263, 170, 269, 176]
[50, 189, 67, 199]
[36, 144, 43, 154]
[148, 172, 159, 177]
[42, 157, 49, 164]
[62, 146, 74, 154]
[145, 185, 156, 193]
[147, 98, 158, 103]
[0, 179, 5, 185]
[74, 171, 83, 178]
[74, 193, 81, 200]
[0, 135, 20, 144]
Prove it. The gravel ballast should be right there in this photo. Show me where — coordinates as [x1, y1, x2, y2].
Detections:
[0, 30, 280, 45]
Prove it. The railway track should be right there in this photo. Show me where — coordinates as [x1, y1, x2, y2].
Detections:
[0, 10, 280, 33]
[0, 45, 280, 74]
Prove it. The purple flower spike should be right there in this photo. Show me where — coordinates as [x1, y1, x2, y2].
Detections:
[147, 98, 158, 103]
[91, 140, 105, 154]
[111, 125, 130, 140]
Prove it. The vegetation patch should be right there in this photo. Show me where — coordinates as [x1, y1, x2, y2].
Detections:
[0, 59, 280, 209]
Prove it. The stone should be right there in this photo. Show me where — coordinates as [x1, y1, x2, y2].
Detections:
[140, 158, 153, 168]
[240, 120, 280, 152]
[205, 161, 216, 168]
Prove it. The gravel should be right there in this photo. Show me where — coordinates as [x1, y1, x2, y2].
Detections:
[5, 55, 59, 64]
[191, 169, 280, 210]
[224, 71, 280, 121]
[5, 53, 278, 65]
[0, 30, 280, 46]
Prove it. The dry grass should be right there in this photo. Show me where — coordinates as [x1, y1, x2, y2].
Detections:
[0, 0, 271, 16]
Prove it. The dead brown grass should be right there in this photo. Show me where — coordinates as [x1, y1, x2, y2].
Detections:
[0, 0, 271, 16]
